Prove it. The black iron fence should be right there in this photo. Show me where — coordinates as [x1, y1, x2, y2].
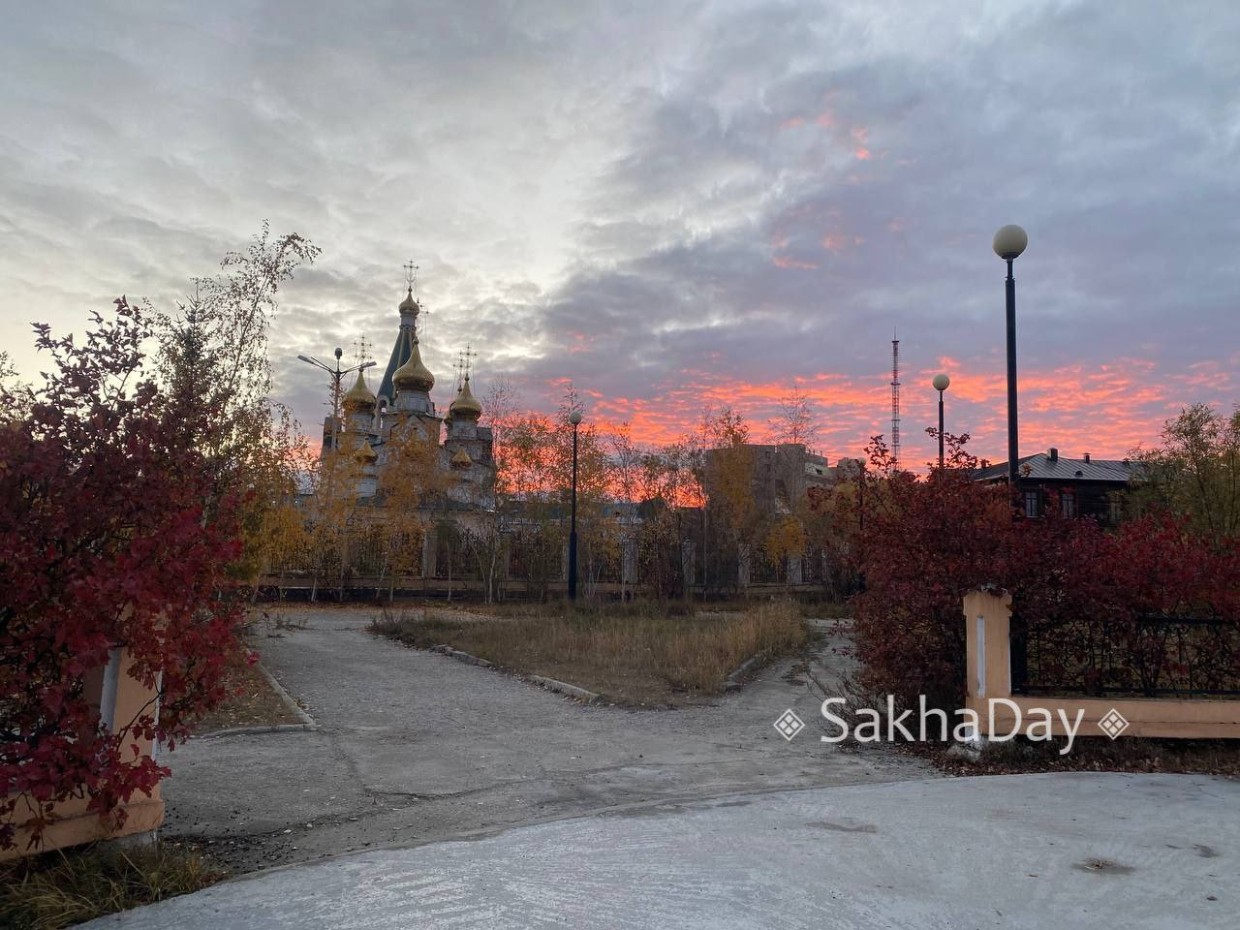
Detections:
[1011, 613, 1240, 698]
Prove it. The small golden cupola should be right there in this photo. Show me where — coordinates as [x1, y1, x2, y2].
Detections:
[398, 288, 418, 315]
[342, 370, 376, 412]
[448, 374, 483, 420]
[354, 439, 378, 463]
[451, 447, 473, 469]
[392, 336, 435, 393]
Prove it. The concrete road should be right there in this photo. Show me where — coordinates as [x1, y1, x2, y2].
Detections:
[89, 773, 1236, 929]
[161, 608, 929, 871]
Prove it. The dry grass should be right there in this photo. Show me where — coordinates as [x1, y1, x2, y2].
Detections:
[0, 841, 223, 930]
[370, 600, 809, 705]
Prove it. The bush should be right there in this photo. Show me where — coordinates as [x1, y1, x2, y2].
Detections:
[0, 302, 248, 850]
[850, 437, 1011, 708]
[849, 435, 1240, 711]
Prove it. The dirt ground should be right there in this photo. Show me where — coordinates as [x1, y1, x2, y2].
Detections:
[189, 655, 303, 735]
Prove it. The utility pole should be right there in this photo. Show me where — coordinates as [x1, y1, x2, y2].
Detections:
[890, 332, 901, 470]
[298, 348, 376, 454]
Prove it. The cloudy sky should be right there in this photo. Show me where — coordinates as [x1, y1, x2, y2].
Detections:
[3, 0, 1237, 467]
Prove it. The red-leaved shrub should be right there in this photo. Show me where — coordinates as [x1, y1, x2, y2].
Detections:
[0, 300, 248, 849]
[850, 434, 1240, 711]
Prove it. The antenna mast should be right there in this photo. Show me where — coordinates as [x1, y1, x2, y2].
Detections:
[891, 331, 901, 469]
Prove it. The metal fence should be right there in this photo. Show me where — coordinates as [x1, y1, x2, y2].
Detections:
[1011, 613, 1240, 698]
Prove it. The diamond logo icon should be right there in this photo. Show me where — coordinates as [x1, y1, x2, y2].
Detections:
[1098, 708, 1130, 740]
[774, 709, 806, 741]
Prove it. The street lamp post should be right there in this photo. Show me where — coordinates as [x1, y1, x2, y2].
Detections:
[932, 373, 951, 468]
[568, 409, 582, 602]
[993, 225, 1028, 486]
[297, 348, 376, 452]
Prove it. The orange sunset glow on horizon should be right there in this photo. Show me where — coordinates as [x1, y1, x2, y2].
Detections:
[467, 349, 1238, 475]
[3, 3, 1236, 497]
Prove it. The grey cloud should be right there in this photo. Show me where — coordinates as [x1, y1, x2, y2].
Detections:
[2, 0, 1238, 461]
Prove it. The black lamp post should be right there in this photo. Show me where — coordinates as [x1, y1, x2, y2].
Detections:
[568, 408, 582, 602]
[993, 225, 1028, 485]
[932, 373, 950, 468]
[297, 347, 376, 452]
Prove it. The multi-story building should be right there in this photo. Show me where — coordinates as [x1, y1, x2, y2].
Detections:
[701, 442, 860, 586]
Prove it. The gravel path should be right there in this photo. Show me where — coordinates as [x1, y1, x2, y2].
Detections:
[162, 607, 932, 872]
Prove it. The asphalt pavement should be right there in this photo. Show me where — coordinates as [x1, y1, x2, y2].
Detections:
[159, 608, 926, 871]
[84, 772, 1237, 929]
[91, 608, 1237, 927]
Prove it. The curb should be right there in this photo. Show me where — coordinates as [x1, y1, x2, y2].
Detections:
[195, 664, 317, 739]
[197, 723, 316, 739]
[430, 644, 494, 669]
[256, 663, 318, 729]
[430, 644, 599, 704]
[724, 651, 770, 692]
[527, 675, 600, 704]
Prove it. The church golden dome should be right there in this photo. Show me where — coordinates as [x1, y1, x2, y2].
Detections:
[342, 370, 376, 411]
[392, 337, 435, 393]
[451, 447, 473, 469]
[449, 375, 482, 420]
[354, 439, 378, 463]
[398, 288, 418, 314]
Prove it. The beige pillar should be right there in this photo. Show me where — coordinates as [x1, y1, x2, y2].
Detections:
[963, 589, 1014, 711]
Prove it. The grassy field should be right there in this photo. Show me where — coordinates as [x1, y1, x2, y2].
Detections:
[370, 599, 810, 705]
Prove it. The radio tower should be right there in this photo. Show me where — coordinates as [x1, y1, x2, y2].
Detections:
[891, 331, 901, 469]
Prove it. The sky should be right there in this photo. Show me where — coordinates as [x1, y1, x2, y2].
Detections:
[2, 0, 1238, 469]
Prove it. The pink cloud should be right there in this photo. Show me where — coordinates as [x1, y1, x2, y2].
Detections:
[534, 356, 1236, 471]
[773, 255, 819, 270]
[822, 233, 863, 252]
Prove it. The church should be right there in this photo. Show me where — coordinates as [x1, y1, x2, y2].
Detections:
[320, 282, 496, 513]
